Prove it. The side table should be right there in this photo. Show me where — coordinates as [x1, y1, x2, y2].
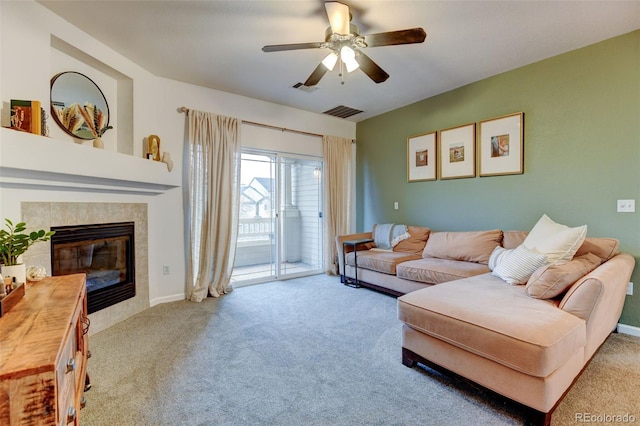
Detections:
[342, 238, 374, 288]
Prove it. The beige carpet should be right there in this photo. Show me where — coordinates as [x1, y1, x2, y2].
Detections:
[81, 274, 640, 425]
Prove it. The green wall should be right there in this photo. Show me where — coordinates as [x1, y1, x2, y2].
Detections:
[355, 30, 640, 327]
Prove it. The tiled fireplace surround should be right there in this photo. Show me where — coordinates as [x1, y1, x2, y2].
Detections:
[21, 202, 149, 335]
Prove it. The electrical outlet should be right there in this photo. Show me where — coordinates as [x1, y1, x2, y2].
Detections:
[394, 202, 399, 210]
[627, 282, 633, 296]
[617, 199, 635, 213]
[163, 265, 170, 275]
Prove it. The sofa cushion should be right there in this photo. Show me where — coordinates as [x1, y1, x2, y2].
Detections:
[503, 230, 528, 249]
[422, 229, 503, 265]
[523, 214, 587, 264]
[526, 253, 602, 299]
[394, 226, 431, 254]
[491, 245, 549, 285]
[574, 237, 619, 262]
[396, 258, 490, 284]
[345, 250, 421, 275]
[398, 274, 586, 377]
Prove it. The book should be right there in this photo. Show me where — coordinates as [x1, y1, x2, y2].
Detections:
[10, 99, 42, 135]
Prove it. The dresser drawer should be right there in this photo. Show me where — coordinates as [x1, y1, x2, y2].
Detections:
[57, 325, 78, 425]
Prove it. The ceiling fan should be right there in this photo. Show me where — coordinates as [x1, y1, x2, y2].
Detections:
[262, 1, 426, 87]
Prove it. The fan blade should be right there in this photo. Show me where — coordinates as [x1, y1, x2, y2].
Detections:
[364, 28, 426, 47]
[355, 52, 389, 84]
[325, 1, 350, 35]
[262, 42, 324, 52]
[304, 63, 329, 87]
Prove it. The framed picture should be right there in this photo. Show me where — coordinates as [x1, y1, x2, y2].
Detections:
[478, 112, 524, 176]
[147, 134, 161, 161]
[438, 123, 475, 179]
[407, 132, 437, 182]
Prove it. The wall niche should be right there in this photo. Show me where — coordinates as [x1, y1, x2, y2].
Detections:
[50, 35, 133, 155]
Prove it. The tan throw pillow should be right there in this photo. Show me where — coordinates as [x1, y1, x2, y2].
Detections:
[394, 226, 431, 254]
[523, 214, 587, 264]
[574, 237, 619, 262]
[526, 253, 602, 299]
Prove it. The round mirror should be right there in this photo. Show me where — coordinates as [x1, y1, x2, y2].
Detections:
[50, 71, 110, 140]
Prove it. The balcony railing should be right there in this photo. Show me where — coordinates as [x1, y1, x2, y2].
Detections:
[233, 215, 320, 280]
[238, 217, 272, 240]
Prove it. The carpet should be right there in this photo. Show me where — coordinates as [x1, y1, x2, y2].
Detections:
[81, 274, 640, 425]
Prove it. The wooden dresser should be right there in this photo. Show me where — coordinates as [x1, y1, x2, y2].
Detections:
[0, 274, 89, 425]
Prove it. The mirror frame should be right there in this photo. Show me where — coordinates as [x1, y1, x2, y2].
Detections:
[50, 71, 110, 140]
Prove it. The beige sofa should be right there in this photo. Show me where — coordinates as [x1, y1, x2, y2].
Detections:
[336, 225, 635, 425]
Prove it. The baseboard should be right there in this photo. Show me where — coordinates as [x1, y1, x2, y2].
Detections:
[617, 323, 640, 337]
[150, 293, 185, 307]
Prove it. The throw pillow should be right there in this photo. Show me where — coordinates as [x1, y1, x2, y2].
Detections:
[488, 246, 509, 271]
[526, 253, 602, 299]
[394, 226, 431, 254]
[491, 245, 548, 285]
[574, 237, 620, 262]
[523, 214, 587, 264]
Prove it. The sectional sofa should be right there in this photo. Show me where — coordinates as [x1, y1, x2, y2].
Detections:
[335, 216, 635, 425]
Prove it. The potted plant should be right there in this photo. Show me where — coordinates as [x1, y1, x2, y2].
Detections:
[0, 218, 55, 284]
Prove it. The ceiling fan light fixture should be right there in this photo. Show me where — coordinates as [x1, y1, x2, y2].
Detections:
[322, 51, 339, 71]
[325, 1, 350, 35]
[262, 2, 426, 86]
[340, 46, 359, 73]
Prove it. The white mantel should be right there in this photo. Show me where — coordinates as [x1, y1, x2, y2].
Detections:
[0, 128, 180, 194]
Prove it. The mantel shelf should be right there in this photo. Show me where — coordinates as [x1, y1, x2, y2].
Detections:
[0, 128, 180, 195]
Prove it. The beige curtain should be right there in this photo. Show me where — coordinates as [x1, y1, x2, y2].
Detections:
[186, 110, 240, 302]
[323, 135, 353, 275]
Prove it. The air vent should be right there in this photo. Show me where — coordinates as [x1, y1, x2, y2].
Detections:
[292, 82, 318, 93]
[323, 105, 363, 119]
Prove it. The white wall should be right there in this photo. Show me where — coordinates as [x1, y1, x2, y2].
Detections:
[0, 1, 355, 309]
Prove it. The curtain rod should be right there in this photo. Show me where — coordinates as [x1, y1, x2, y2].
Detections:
[178, 106, 324, 139]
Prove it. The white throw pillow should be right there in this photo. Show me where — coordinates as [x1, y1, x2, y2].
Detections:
[488, 246, 508, 271]
[522, 214, 587, 264]
[491, 245, 548, 285]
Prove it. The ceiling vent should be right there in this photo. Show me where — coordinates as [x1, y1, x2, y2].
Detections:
[292, 82, 318, 93]
[323, 105, 363, 119]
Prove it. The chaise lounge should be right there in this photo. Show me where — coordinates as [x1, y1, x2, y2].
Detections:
[336, 215, 635, 425]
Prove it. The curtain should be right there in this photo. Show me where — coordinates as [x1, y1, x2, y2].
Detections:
[322, 135, 353, 275]
[186, 110, 240, 302]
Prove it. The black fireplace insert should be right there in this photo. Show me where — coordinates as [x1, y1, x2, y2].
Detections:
[51, 222, 135, 314]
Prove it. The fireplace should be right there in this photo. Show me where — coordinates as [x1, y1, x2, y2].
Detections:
[51, 222, 135, 314]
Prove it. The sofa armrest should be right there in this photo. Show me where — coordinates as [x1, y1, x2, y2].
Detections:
[335, 232, 373, 275]
[559, 253, 635, 359]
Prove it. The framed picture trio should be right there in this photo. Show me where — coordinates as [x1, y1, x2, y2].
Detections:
[407, 112, 524, 182]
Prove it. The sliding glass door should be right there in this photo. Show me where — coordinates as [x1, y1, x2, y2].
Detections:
[278, 155, 323, 277]
[232, 151, 323, 285]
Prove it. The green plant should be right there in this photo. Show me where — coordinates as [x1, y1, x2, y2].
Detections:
[0, 218, 55, 266]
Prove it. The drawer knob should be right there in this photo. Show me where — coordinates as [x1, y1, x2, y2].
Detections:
[66, 358, 76, 373]
[80, 396, 87, 409]
[67, 406, 76, 423]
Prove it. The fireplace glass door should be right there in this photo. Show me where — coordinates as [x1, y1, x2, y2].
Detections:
[51, 222, 135, 313]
